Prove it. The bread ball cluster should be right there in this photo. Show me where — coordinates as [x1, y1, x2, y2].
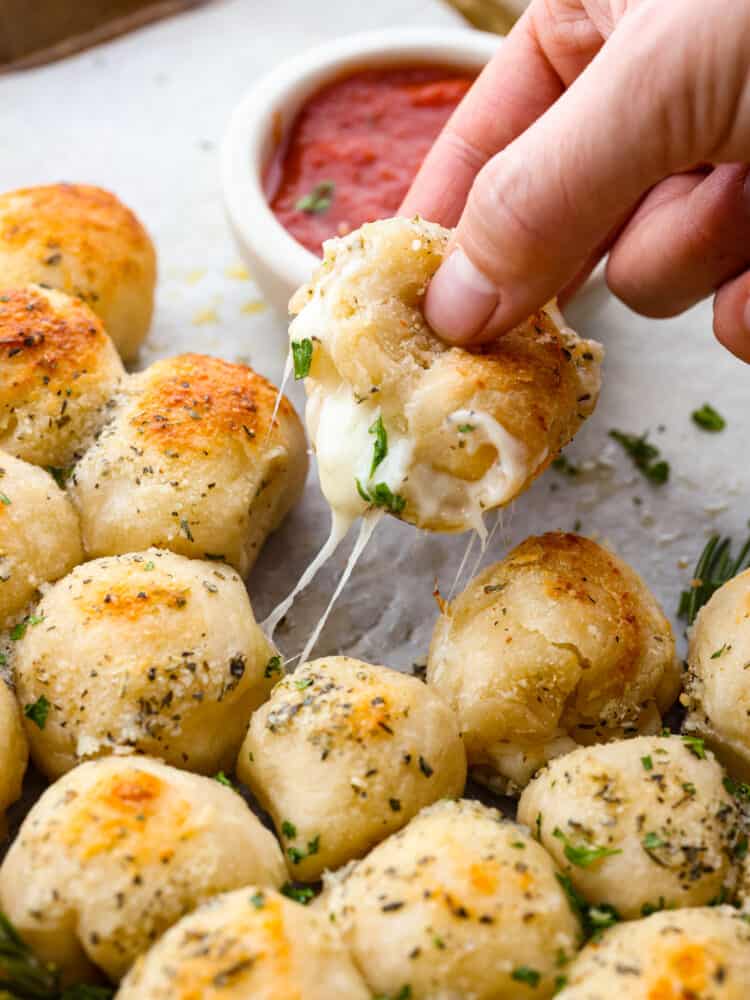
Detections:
[324, 798, 581, 1000]
[70, 353, 307, 575]
[117, 887, 370, 999]
[428, 532, 681, 791]
[290, 216, 602, 533]
[237, 656, 466, 880]
[12, 549, 274, 778]
[518, 735, 741, 918]
[0, 757, 286, 982]
[683, 568, 750, 780]
[0, 284, 124, 469]
[0, 449, 82, 629]
[0, 184, 156, 362]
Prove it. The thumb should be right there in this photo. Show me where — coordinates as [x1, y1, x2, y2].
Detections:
[425, 0, 750, 344]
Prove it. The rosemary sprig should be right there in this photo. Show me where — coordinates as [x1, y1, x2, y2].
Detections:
[678, 533, 750, 625]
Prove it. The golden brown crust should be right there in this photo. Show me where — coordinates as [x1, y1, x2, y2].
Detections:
[0, 184, 156, 361]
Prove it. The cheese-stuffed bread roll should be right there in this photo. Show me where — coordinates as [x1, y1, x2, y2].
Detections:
[237, 656, 466, 881]
[683, 568, 750, 781]
[427, 533, 681, 792]
[0, 757, 286, 982]
[323, 799, 581, 1000]
[13, 549, 275, 778]
[117, 887, 370, 999]
[0, 450, 83, 630]
[0, 285, 124, 469]
[555, 907, 750, 999]
[0, 681, 28, 837]
[518, 736, 741, 919]
[0, 184, 156, 362]
[70, 354, 307, 575]
[289, 216, 602, 533]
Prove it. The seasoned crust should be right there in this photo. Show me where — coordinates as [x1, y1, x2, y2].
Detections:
[0, 449, 83, 629]
[118, 887, 370, 999]
[427, 533, 681, 792]
[237, 656, 466, 881]
[0, 681, 28, 835]
[290, 217, 602, 531]
[0, 757, 286, 982]
[12, 549, 275, 778]
[69, 354, 308, 575]
[0, 284, 123, 468]
[0, 184, 156, 362]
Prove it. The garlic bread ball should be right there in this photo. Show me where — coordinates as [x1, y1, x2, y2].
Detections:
[428, 533, 681, 792]
[0, 184, 156, 362]
[556, 907, 750, 999]
[13, 549, 275, 779]
[0, 285, 124, 468]
[324, 799, 581, 999]
[0, 680, 28, 835]
[518, 736, 741, 919]
[0, 450, 83, 629]
[237, 656, 466, 881]
[117, 886, 370, 1000]
[289, 216, 602, 533]
[684, 569, 750, 781]
[70, 354, 307, 575]
[0, 757, 286, 982]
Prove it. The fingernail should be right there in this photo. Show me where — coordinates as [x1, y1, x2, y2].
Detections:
[425, 247, 499, 344]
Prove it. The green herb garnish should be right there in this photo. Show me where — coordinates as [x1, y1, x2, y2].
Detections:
[249, 891, 265, 910]
[368, 417, 388, 478]
[214, 771, 235, 789]
[0, 493, 10, 506]
[24, 695, 50, 731]
[553, 827, 622, 868]
[711, 644, 730, 659]
[682, 735, 707, 759]
[281, 882, 315, 905]
[641, 755, 653, 771]
[294, 677, 313, 691]
[295, 180, 335, 214]
[10, 613, 44, 641]
[511, 967, 540, 988]
[291, 338, 313, 379]
[609, 429, 669, 484]
[552, 454, 579, 477]
[281, 820, 297, 839]
[678, 533, 750, 625]
[642, 832, 667, 851]
[264, 655, 282, 678]
[692, 404, 726, 432]
[355, 479, 406, 515]
[287, 834, 320, 865]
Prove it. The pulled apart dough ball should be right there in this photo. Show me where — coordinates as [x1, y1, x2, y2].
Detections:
[13, 549, 275, 778]
[518, 736, 741, 919]
[0, 450, 82, 629]
[0, 285, 124, 468]
[237, 656, 466, 881]
[0, 757, 286, 982]
[0, 681, 28, 835]
[289, 217, 602, 532]
[556, 907, 750, 1000]
[324, 799, 581, 999]
[683, 568, 750, 781]
[0, 184, 156, 362]
[428, 533, 681, 792]
[70, 353, 307, 575]
[117, 886, 370, 1000]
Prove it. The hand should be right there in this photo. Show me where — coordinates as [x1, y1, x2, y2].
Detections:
[401, 0, 750, 361]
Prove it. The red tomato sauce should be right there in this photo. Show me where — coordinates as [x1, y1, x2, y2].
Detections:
[266, 66, 474, 254]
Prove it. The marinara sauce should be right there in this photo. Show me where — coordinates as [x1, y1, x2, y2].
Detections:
[266, 65, 474, 254]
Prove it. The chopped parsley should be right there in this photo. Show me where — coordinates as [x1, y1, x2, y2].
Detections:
[368, 416, 388, 478]
[641, 755, 653, 771]
[281, 882, 315, 905]
[724, 776, 750, 801]
[281, 820, 297, 839]
[678, 533, 750, 624]
[373, 988, 411, 1000]
[214, 771, 235, 790]
[292, 338, 313, 379]
[144, 561, 155, 571]
[355, 480, 406, 515]
[0, 492, 10, 505]
[457, 423, 475, 433]
[10, 613, 44, 641]
[556, 873, 620, 940]
[642, 832, 667, 852]
[552, 454, 579, 477]
[287, 834, 320, 865]
[553, 827, 622, 868]
[24, 695, 50, 730]
[295, 180, 335, 215]
[249, 891, 265, 909]
[294, 677, 313, 691]
[511, 966, 540, 988]
[264, 655, 282, 678]
[682, 735, 706, 759]
[711, 643, 730, 659]
[692, 403, 726, 432]
[609, 429, 669, 484]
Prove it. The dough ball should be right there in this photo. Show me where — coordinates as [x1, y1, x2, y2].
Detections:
[0, 184, 156, 362]
[70, 353, 307, 576]
[237, 656, 466, 881]
[0, 756, 286, 982]
[324, 798, 581, 1000]
[117, 886, 370, 999]
[13, 549, 275, 779]
[518, 735, 741, 919]
[289, 216, 602, 533]
[0, 284, 124, 469]
[0, 450, 83, 629]
[0, 680, 28, 834]
[556, 907, 750, 999]
[683, 569, 750, 780]
[427, 532, 681, 792]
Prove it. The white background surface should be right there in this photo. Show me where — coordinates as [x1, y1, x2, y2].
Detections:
[1, 0, 747, 674]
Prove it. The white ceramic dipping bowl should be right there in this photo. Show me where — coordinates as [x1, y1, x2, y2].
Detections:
[221, 27, 500, 316]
